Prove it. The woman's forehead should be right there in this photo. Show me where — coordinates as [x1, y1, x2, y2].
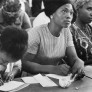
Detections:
[58, 4, 73, 10]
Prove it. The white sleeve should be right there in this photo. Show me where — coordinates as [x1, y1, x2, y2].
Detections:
[13, 60, 22, 70]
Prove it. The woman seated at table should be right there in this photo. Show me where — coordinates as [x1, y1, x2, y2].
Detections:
[70, 0, 92, 65]
[22, 0, 84, 78]
[0, 26, 28, 85]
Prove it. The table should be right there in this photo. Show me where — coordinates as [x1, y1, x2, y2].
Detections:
[14, 66, 92, 92]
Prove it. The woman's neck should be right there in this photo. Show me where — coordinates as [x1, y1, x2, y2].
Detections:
[75, 18, 87, 30]
[48, 22, 63, 37]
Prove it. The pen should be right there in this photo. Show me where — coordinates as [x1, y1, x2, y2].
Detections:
[85, 75, 92, 79]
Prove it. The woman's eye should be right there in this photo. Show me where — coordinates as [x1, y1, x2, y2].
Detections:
[62, 10, 67, 13]
[87, 7, 92, 11]
[62, 9, 73, 15]
[70, 11, 74, 15]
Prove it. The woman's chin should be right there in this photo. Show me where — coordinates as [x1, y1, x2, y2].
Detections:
[63, 24, 71, 28]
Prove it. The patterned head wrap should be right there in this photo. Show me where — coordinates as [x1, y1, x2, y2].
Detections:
[74, 0, 92, 10]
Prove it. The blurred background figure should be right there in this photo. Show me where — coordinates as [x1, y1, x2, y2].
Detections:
[31, 0, 44, 17]
[0, 0, 32, 31]
[19, 0, 32, 17]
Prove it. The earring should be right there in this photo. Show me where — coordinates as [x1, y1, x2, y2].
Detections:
[50, 15, 53, 19]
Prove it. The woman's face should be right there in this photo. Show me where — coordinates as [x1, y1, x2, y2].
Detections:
[52, 4, 73, 28]
[78, 1, 92, 24]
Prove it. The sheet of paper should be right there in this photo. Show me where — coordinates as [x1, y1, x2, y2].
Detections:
[0, 81, 25, 91]
[22, 76, 39, 84]
[9, 83, 30, 92]
[46, 74, 75, 83]
[33, 74, 57, 87]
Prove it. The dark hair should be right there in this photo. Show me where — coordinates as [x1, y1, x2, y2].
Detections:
[0, 26, 28, 61]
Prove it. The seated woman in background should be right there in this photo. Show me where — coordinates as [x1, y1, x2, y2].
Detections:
[22, 0, 84, 78]
[0, 26, 28, 85]
[70, 0, 92, 65]
[0, 0, 32, 31]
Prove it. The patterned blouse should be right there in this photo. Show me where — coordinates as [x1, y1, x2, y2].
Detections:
[70, 23, 92, 64]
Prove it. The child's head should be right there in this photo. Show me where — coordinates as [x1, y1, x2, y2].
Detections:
[0, 26, 28, 63]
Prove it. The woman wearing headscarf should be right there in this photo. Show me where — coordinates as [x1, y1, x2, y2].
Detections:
[22, 0, 84, 78]
[70, 0, 92, 65]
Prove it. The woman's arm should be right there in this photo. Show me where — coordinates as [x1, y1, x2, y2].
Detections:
[22, 53, 54, 74]
[22, 53, 70, 75]
[66, 46, 84, 76]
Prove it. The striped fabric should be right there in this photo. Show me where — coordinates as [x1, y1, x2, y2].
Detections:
[27, 24, 74, 64]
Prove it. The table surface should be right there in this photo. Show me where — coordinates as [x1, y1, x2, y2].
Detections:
[13, 66, 92, 92]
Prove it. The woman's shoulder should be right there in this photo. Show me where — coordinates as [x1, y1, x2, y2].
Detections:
[27, 24, 48, 35]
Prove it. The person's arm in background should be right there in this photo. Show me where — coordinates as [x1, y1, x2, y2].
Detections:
[22, 11, 32, 29]
[0, 64, 7, 85]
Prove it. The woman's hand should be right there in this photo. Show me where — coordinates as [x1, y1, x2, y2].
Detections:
[52, 64, 70, 76]
[71, 59, 84, 79]
[0, 79, 4, 86]
[3, 72, 15, 82]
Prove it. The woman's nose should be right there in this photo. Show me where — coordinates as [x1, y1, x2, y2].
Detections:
[90, 12, 92, 17]
[66, 13, 73, 20]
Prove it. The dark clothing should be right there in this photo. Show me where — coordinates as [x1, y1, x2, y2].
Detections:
[70, 23, 92, 65]
[31, 0, 43, 17]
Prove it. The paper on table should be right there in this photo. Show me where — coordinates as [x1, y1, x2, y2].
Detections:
[33, 74, 58, 87]
[0, 81, 25, 91]
[46, 74, 75, 88]
[9, 83, 30, 92]
[22, 76, 39, 84]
